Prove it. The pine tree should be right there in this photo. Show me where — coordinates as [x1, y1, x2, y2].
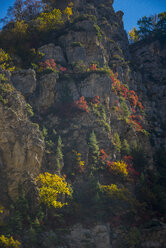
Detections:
[55, 136, 64, 172]
[88, 131, 100, 168]
[122, 139, 130, 155]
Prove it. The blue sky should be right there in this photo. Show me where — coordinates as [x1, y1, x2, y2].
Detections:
[113, 0, 166, 31]
[0, 0, 166, 31]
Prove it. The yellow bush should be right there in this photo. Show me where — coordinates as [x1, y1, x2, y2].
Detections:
[36, 172, 71, 208]
[101, 184, 130, 201]
[0, 235, 21, 248]
[110, 160, 128, 176]
[0, 49, 15, 72]
[63, 5, 73, 21]
[0, 206, 4, 214]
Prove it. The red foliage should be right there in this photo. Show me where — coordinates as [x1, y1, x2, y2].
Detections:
[90, 96, 100, 105]
[111, 71, 145, 132]
[90, 64, 97, 71]
[123, 155, 140, 178]
[106, 160, 114, 171]
[138, 101, 144, 110]
[123, 155, 133, 163]
[60, 66, 67, 72]
[100, 149, 108, 161]
[39, 59, 57, 69]
[75, 96, 89, 113]
[129, 115, 143, 131]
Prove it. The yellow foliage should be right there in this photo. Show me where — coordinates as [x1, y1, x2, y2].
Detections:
[110, 160, 128, 176]
[128, 27, 139, 43]
[12, 21, 28, 36]
[63, 6, 73, 21]
[36, 172, 71, 208]
[0, 49, 15, 72]
[36, 8, 64, 32]
[0, 235, 21, 248]
[0, 206, 4, 214]
[101, 184, 130, 201]
[72, 150, 85, 173]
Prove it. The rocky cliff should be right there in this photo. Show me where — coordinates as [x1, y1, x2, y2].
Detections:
[0, 0, 166, 247]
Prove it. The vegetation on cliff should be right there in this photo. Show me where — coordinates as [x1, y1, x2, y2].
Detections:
[0, 0, 166, 247]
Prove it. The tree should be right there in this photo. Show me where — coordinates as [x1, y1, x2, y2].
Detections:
[0, 0, 43, 24]
[88, 131, 100, 168]
[157, 12, 166, 34]
[128, 27, 139, 43]
[36, 172, 71, 208]
[35, 8, 64, 32]
[55, 136, 64, 172]
[137, 16, 154, 39]
[0, 49, 15, 72]
[0, 235, 21, 248]
[23, 0, 43, 21]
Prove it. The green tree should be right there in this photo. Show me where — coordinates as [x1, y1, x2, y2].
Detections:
[137, 16, 154, 38]
[157, 12, 166, 34]
[122, 139, 130, 155]
[55, 136, 64, 172]
[112, 132, 121, 152]
[88, 131, 100, 168]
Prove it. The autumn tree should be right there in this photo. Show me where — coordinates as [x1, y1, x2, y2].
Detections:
[0, 235, 21, 248]
[36, 172, 71, 208]
[0, 49, 15, 72]
[128, 27, 139, 43]
[35, 8, 64, 32]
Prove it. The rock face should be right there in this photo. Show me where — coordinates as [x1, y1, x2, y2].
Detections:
[0, 0, 166, 247]
[11, 69, 36, 97]
[67, 224, 111, 248]
[66, 225, 111, 248]
[0, 87, 44, 203]
[38, 43, 67, 65]
[130, 38, 166, 150]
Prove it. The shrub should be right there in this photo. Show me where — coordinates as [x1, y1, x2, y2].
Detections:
[75, 96, 89, 113]
[125, 227, 142, 248]
[106, 160, 128, 177]
[101, 184, 130, 201]
[0, 49, 15, 72]
[0, 235, 21, 248]
[93, 23, 102, 41]
[72, 150, 85, 174]
[71, 42, 83, 47]
[26, 103, 34, 117]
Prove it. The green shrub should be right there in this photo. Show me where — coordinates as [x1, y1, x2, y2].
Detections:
[93, 24, 102, 42]
[72, 42, 83, 47]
